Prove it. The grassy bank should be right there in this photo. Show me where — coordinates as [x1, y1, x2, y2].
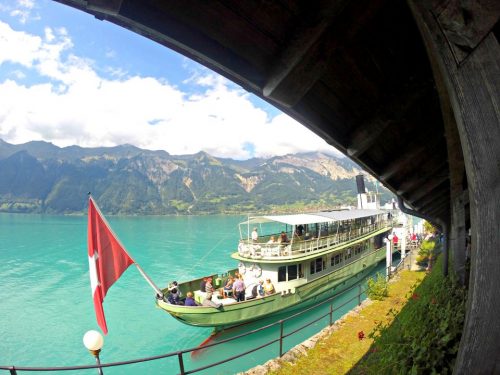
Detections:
[271, 256, 465, 375]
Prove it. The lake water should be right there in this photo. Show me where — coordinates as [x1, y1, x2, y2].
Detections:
[0, 213, 390, 374]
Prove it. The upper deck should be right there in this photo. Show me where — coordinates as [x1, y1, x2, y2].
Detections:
[232, 209, 393, 263]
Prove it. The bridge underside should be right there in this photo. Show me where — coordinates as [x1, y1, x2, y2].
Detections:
[54, 0, 500, 372]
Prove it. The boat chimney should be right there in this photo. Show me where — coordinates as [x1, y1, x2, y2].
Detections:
[356, 175, 367, 209]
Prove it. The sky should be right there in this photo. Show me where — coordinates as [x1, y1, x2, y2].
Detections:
[0, 0, 342, 160]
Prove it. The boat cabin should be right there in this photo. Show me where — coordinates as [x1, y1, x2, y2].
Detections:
[232, 209, 392, 294]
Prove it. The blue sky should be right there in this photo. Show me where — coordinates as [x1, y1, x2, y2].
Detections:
[0, 0, 340, 159]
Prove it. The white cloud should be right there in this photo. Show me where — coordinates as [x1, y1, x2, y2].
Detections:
[0, 20, 342, 160]
[7, 0, 38, 24]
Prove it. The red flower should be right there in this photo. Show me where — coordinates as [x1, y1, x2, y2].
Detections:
[411, 293, 419, 300]
[370, 347, 378, 353]
[431, 298, 437, 304]
[358, 331, 365, 340]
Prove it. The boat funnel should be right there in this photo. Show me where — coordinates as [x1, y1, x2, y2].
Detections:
[356, 175, 367, 209]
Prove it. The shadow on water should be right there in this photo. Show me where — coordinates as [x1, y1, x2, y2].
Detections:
[184, 256, 400, 375]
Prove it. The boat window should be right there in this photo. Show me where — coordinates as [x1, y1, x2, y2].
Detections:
[315, 257, 323, 273]
[310, 258, 323, 274]
[345, 249, 352, 261]
[355, 245, 362, 255]
[288, 264, 298, 280]
[278, 266, 287, 282]
[298, 263, 304, 278]
[331, 253, 341, 266]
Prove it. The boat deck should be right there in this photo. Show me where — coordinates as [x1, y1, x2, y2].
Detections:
[234, 222, 391, 262]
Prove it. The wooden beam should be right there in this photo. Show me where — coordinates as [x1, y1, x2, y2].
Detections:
[347, 81, 435, 158]
[347, 119, 391, 158]
[404, 172, 449, 203]
[263, 0, 385, 107]
[416, 192, 449, 213]
[410, 182, 449, 209]
[411, 3, 500, 372]
[396, 162, 449, 196]
[379, 144, 428, 181]
[422, 200, 450, 219]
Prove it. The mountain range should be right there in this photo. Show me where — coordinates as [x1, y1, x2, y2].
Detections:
[0, 139, 391, 215]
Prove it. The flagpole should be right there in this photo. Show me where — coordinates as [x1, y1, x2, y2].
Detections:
[89, 195, 164, 298]
[134, 263, 164, 297]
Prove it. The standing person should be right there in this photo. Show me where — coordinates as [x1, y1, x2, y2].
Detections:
[200, 277, 207, 292]
[205, 277, 214, 297]
[233, 275, 246, 302]
[251, 227, 259, 242]
[392, 233, 399, 248]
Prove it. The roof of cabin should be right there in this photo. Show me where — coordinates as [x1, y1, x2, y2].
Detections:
[241, 209, 386, 226]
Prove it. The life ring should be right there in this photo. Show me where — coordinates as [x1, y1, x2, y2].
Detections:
[238, 262, 246, 275]
[252, 264, 262, 278]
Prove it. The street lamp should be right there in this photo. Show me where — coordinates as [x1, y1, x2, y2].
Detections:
[83, 330, 104, 375]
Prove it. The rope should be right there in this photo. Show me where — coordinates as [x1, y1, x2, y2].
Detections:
[174, 234, 231, 282]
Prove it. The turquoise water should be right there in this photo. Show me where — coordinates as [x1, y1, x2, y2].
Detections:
[0, 213, 389, 374]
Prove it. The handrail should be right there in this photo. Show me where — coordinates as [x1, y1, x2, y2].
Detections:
[238, 221, 391, 259]
[1, 260, 405, 375]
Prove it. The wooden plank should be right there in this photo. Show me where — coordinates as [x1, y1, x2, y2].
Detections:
[410, 1, 500, 372]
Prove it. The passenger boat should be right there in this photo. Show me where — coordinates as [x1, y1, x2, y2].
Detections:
[157, 207, 393, 328]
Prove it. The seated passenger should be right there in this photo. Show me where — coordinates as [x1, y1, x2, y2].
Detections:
[279, 231, 289, 243]
[167, 288, 181, 305]
[267, 236, 276, 244]
[201, 291, 222, 309]
[184, 291, 198, 306]
[264, 278, 276, 296]
[248, 280, 264, 300]
[223, 276, 234, 296]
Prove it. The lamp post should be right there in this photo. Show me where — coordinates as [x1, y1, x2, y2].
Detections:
[83, 330, 104, 375]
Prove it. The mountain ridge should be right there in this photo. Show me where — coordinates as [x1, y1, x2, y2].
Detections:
[0, 139, 391, 214]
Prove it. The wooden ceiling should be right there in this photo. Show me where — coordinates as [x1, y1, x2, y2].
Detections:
[55, 0, 450, 223]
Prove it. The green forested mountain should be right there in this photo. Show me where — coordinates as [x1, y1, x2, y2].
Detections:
[0, 139, 392, 214]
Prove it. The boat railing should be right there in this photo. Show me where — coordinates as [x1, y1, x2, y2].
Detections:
[1, 259, 409, 375]
[238, 220, 390, 259]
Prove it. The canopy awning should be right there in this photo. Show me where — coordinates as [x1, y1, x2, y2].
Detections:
[239, 209, 386, 227]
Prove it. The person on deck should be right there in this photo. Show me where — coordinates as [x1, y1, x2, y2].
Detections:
[205, 277, 214, 296]
[295, 224, 304, 237]
[392, 233, 399, 248]
[233, 275, 246, 302]
[264, 278, 275, 296]
[251, 227, 259, 242]
[184, 291, 198, 306]
[223, 276, 234, 297]
[279, 231, 289, 243]
[167, 288, 181, 305]
[200, 277, 207, 292]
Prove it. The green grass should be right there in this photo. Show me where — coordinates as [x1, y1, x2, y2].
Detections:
[271, 256, 465, 375]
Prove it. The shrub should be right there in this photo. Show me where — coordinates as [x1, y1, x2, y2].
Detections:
[416, 239, 436, 264]
[367, 273, 389, 300]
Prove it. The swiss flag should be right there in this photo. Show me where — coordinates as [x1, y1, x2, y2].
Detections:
[87, 197, 134, 335]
